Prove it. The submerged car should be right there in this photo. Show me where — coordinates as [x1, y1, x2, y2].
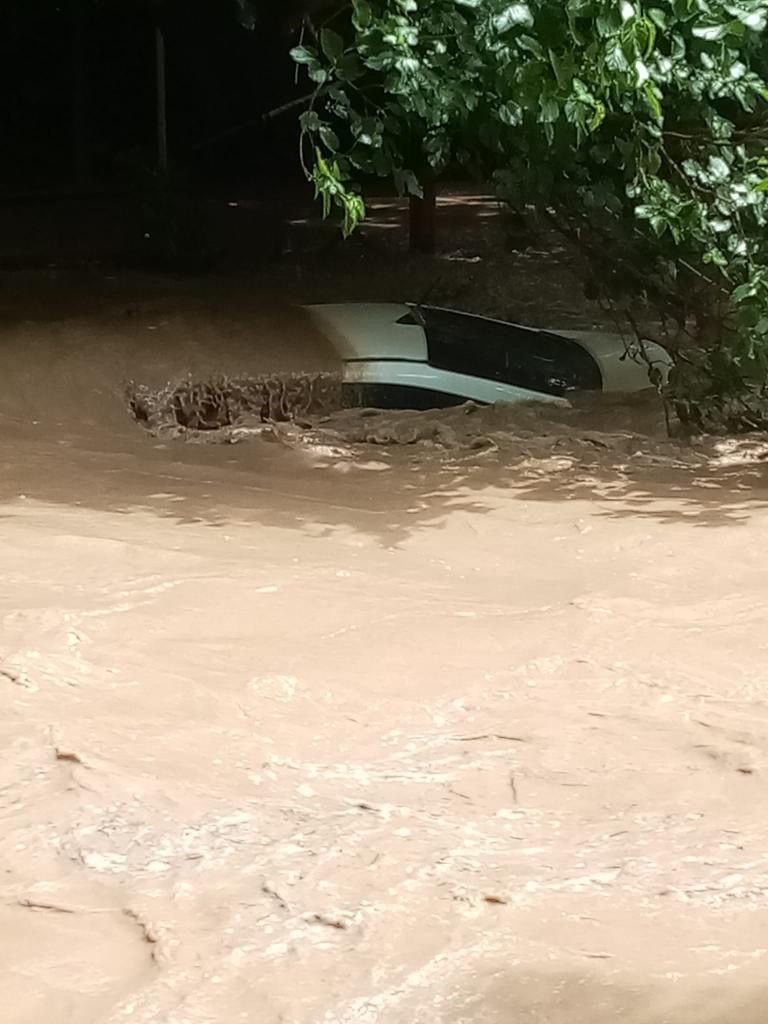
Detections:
[303, 302, 671, 410]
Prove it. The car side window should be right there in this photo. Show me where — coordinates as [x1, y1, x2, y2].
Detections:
[418, 307, 602, 396]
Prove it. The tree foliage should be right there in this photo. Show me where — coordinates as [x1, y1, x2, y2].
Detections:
[291, 0, 768, 430]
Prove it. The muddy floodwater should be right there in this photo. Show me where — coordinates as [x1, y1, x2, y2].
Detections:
[3, 273, 768, 1024]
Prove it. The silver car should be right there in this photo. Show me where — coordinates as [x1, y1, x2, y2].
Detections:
[303, 303, 670, 410]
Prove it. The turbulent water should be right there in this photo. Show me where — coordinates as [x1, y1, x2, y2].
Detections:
[3, 275, 768, 1024]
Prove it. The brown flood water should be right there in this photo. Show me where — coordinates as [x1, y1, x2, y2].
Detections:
[3, 273, 768, 1023]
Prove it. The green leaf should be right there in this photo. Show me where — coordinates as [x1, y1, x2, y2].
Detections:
[517, 34, 544, 57]
[352, 0, 372, 29]
[644, 82, 662, 119]
[320, 28, 345, 63]
[499, 102, 523, 126]
[604, 38, 630, 73]
[732, 281, 757, 303]
[651, 215, 671, 234]
[589, 101, 606, 131]
[634, 16, 657, 58]
[549, 49, 570, 89]
[290, 46, 318, 65]
[494, 4, 534, 32]
[300, 110, 321, 132]
[319, 125, 340, 150]
[539, 96, 560, 122]
[692, 23, 732, 41]
[393, 168, 422, 197]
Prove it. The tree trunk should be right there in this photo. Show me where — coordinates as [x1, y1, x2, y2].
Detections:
[155, 24, 168, 174]
[409, 181, 437, 254]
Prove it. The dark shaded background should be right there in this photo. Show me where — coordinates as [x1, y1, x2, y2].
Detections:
[1, 0, 303, 195]
[0, 0, 468, 269]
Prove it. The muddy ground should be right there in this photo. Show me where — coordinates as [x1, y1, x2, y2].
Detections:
[3, 203, 768, 1023]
